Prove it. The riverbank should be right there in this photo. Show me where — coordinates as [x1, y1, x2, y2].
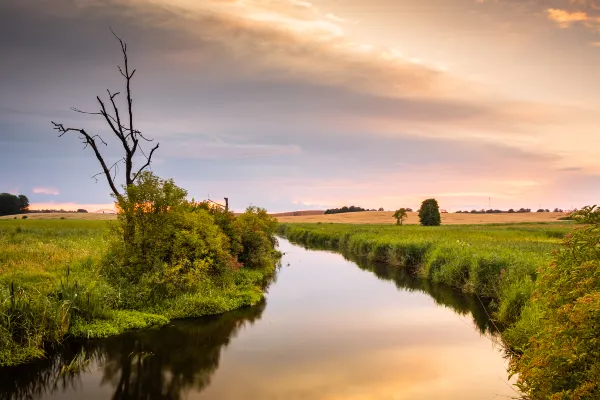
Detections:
[0, 219, 278, 366]
[0, 238, 517, 400]
[277, 222, 573, 342]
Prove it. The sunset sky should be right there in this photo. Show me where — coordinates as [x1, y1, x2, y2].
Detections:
[2, 0, 600, 212]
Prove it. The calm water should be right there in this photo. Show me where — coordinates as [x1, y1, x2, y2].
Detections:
[0, 239, 517, 400]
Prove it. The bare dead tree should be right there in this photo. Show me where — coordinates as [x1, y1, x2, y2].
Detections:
[51, 29, 159, 201]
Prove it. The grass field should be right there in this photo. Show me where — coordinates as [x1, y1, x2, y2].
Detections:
[276, 211, 569, 224]
[0, 219, 275, 366]
[3, 211, 570, 225]
[0, 213, 117, 220]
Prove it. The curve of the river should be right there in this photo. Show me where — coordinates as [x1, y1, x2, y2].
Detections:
[0, 238, 517, 400]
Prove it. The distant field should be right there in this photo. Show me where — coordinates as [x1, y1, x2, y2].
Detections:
[1, 210, 570, 225]
[276, 211, 570, 225]
[0, 212, 117, 220]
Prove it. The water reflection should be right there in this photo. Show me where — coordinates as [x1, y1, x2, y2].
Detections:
[0, 239, 511, 400]
[0, 302, 266, 400]
[341, 251, 497, 335]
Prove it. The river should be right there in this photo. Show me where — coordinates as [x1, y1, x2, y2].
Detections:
[0, 238, 516, 400]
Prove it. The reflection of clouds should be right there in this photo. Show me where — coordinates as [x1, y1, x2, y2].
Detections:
[194, 239, 515, 400]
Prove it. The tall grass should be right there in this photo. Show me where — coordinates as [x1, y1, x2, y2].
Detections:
[278, 222, 572, 335]
[0, 220, 277, 366]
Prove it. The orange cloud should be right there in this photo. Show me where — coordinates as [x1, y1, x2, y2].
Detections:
[546, 8, 600, 28]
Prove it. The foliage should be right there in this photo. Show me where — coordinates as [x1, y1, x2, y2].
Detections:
[393, 208, 408, 225]
[0, 193, 29, 216]
[0, 177, 280, 366]
[104, 172, 278, 307]
[418, 199, 441, 226]
[508, 205, 600, 399]
[234, 206, 281, 270]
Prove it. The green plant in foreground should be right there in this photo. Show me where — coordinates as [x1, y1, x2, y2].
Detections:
[418, 199, 441, 226]
[508, 206, 600, 399]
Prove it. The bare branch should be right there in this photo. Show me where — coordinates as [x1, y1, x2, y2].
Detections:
[51, 121, 121, 198]
[132, 143, 160, 182]
[71, 107, 102, 116]
[52, 29, 158, 204]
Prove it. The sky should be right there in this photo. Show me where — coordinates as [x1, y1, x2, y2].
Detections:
[1, 0, 600, 213]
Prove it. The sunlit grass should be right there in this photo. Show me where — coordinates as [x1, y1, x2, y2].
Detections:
[0, 219, 274, 366]
[278, 222, 573, 330]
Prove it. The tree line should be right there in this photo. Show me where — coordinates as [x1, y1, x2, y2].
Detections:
[455, 208, 566, 214]
[0, 193, 29, 216]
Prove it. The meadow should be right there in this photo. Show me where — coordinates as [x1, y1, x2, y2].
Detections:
[0, 219, 276, 366]
[277, 222, 574, 341]
[276, 211, 569, 224]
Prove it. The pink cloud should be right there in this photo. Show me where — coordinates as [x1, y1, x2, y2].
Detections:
[33, 187, 60, 195]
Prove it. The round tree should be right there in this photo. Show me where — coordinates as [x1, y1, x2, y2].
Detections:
[418, 198, 441, 226]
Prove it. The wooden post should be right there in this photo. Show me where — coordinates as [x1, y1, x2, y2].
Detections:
[224, 197, 229, 212]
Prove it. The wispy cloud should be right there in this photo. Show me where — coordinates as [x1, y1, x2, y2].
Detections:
[33, 187, 60, 195]
[546, 8, 596, 28]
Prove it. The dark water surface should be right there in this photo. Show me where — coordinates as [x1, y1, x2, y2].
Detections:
[0, 239, 516, 400]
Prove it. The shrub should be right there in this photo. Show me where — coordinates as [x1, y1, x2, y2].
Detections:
[103, 172, 240, 305]
[509, 205, 600, 398]
[418, 199, 441, 226]
[235, 206, 280, 269]
[21, 216, 27, 220]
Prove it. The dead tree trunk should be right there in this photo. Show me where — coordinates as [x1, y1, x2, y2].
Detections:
[51, 30, 158, 245]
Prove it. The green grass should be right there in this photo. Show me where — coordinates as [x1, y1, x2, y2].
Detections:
[0, 219, 275, 366]
[278, 222, 574, 334]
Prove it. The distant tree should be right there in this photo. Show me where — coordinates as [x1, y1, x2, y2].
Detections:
[324, 205, 370, 215]
[18, 195, 29, 213]
[536, 209, 545, 213]
[508, 209, 515, 213]
[418, 199, 441, 226]
[76, 209, 88, 213]
[393, 208, 408, 225]
[0, 193, 22, 216]
[378, 207, 384, 212]
[406, 208, 413, 212]
[553, 208, 563, 213]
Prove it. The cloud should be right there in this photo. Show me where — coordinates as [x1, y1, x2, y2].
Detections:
[33, 187, 60, 195]
[546, 8, 594, 28]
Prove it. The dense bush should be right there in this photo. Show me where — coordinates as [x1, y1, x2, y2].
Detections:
[235, 206, 280, 269]
[509, 206, 600, 399]
[103, 172, 280, 307]
[418, 199, 441, 226]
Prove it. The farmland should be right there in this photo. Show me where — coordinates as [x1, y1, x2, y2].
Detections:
[276, 211, 569, 224]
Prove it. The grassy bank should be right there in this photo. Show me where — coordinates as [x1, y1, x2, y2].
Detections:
[277, 222, 572, 334]
[0, 220, 277, 366]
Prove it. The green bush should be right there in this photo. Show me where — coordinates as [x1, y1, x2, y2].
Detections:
[235, 206, 280, 269]
[509, 206, 600, 399]
[418, 199, 441, 226]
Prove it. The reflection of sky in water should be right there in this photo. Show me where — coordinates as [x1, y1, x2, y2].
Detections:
[196, 240, 515, 400]
[21, 239, 516, 400]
